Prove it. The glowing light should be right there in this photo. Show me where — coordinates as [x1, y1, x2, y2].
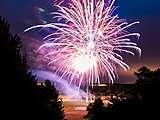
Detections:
[25, 0, 141, 88]
[87, 41, 95, 49]
[72, 51, 96, 73]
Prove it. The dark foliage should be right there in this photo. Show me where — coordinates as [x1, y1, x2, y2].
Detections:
[35, 80, 65, 120]
[0, 16, 64, 120]
[84, 97, 108, 120]
[135, 66, 160, 115]
[85, 66, 160, 119]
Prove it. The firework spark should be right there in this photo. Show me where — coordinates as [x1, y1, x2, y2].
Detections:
[25, 0, 141, 89]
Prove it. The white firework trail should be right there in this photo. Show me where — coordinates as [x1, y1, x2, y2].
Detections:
[25, 0, 141, 90]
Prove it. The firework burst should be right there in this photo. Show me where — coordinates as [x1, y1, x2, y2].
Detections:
[25, 0, 141, 89]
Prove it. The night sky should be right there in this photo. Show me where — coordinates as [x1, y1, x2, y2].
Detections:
[0, 0, 160, 84]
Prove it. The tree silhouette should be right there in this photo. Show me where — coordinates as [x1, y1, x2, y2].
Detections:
[0, 16, 65, 120]
[84, 66, 160, 118]
[106, 66, 160, 116]
[84, 97, 108, 120]
[35, 80, 65, 120]
[0, 16, 37, 119]
[152, 68, 160, 87]
[135, 66, 160, 115]
[134, 66, 153, 100]
[49, 81, 65, 120]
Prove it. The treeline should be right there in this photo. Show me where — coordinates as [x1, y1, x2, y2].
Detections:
[84, 67, 160, 119]
[0, 16, 65, 120]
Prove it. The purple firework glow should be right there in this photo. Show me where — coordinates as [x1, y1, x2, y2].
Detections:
[25, 0, 141, 89]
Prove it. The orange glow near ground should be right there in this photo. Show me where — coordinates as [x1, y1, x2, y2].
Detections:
[61, 95, 112, 120]
[61, 95, 88, 120]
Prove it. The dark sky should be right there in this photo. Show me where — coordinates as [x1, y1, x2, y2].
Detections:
[0, 0, 160, 83]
